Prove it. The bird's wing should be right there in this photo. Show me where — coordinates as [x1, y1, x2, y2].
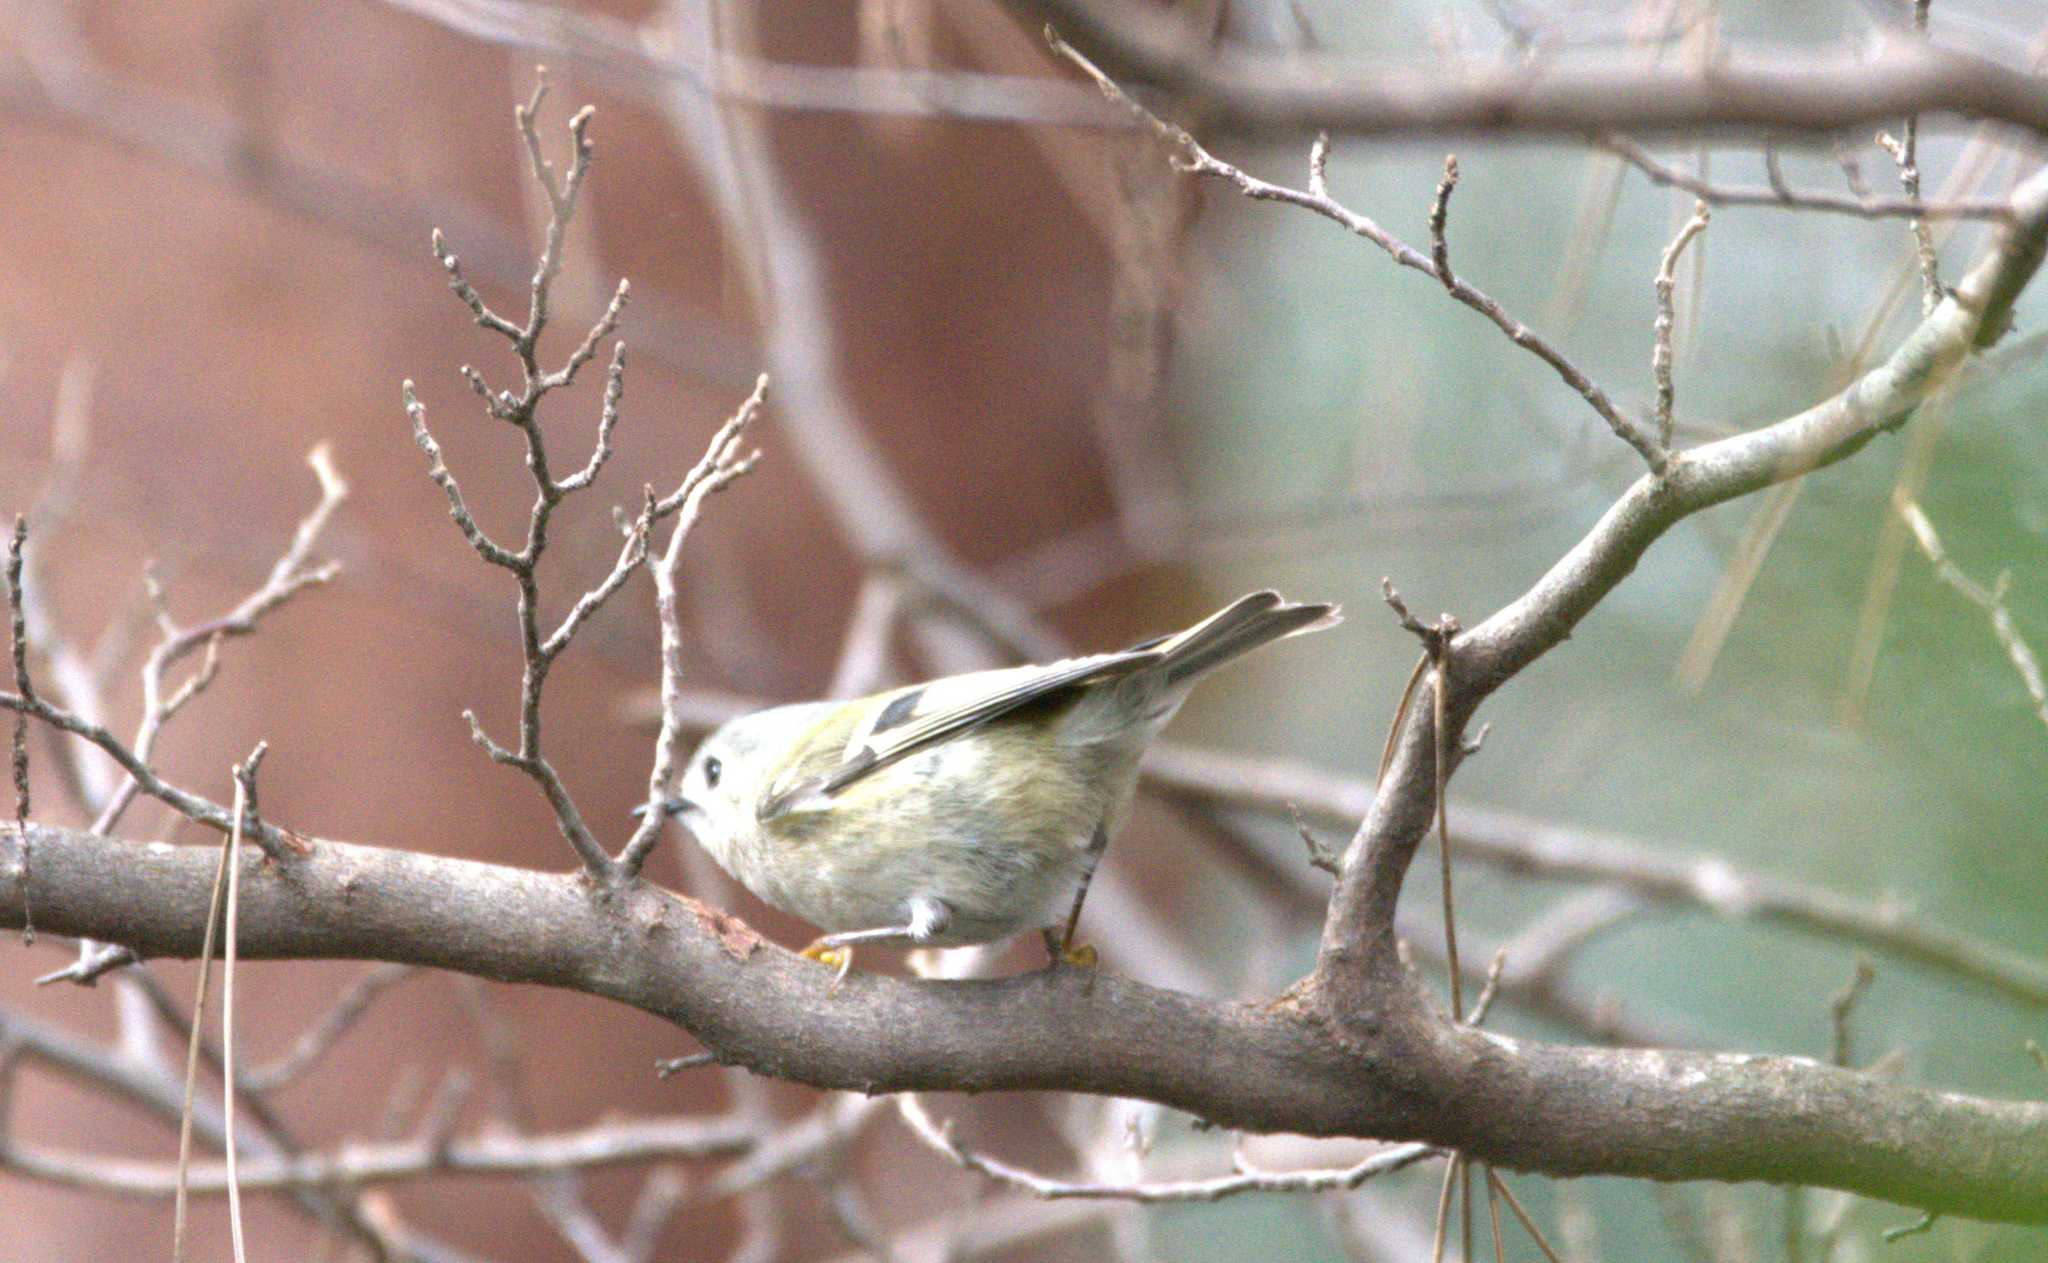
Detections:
[757, 649, 1162, 821]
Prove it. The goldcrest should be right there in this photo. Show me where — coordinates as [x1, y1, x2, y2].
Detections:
[665, 590, 1338, 982]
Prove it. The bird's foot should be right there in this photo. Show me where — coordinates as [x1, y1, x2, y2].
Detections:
[1040, 927, 1098, 971]
[800, 939, 855, 991]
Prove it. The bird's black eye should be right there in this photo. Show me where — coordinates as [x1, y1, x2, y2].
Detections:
[703, 756, 722, 788]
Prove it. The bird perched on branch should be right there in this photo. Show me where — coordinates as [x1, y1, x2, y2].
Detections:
[659, 590, 1338, 985]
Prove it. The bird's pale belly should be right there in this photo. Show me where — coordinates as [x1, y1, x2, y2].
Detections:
[710, 725, 1123, 948]
[752, 819, 1090, 947]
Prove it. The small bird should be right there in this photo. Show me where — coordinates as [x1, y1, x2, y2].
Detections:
[663, 591, 1338, 984]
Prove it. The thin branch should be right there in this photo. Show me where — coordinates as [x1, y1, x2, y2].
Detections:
[897, 1094, 1437, 1202]
[618, 375, 768, 879]
[824, 572, 905, 700]
[1876, 129, 1945, 312]
[414, 81, 767, 883]
[1898, 498, 2048, 733]
[1486, 1164, 1507, 1263]
[12, 1111, 760, 1196]
[1429, 155, 1458, 291]
[243, 964, 421, 1093]
[1601, 135, 2010, 220]
[1653, 200, 1711, 448]
[1465, 949, 1510, 1027]
[555, 339, 627, 495]
[91, 445, 345, 843]
[620, 1168, 688, 1263]
[0, 683, 236, 826]
[1047, 31, 1668, 471]
[1900, 0, 1941, 310]
[404, 383, 517, 567]
[1291, 806, 1341, 876]
[432, 225, 523, 341]
[1830, 956, 1877, 1068]
[0, 444, 343, 858]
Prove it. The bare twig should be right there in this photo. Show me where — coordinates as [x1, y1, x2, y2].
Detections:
[1291, 805, 1341, 875]
[89, 445, 346, 846]
[410, 83, 637, 878]
[1601, 135, 2010, 221]
[13, 1110, 760, 1196]
[1830, 956, 1877, 1068]
[1466, 949, 1510, 1027]
[1900, 0, 1941, 311]
[244, 964, 421, 1093]
[0, 687, 238, 836]
[416, 82, 764, 884]
[1899, 499, 2048, 733]
[897, 1093, 1436, 1202]
[621, 1167, 688, 1263]
[377, 0, 1124, 129]
[618, 375, 767, 880]
[1429, 155, 1459, 290]
[1876, 129, 1944, 312]
[1653, 201, 1711, 448]
[33, 942, 137, 987]
[1461, 1157, 1474, 1263]
[1047, 31, 1668, 471]
[825, 572, 906, 700]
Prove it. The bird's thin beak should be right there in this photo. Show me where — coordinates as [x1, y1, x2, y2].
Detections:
[629, 795, 693, 821]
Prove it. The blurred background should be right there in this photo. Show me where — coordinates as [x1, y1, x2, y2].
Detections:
[1, 0, 2045, 1259]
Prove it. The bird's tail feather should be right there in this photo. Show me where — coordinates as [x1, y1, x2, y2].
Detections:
[1151, 591, 1340, 687]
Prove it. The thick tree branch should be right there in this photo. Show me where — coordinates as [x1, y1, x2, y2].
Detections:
[4, 824, 2044, 1223]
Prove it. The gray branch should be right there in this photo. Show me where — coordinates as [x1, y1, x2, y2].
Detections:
[1029, 0, 2048, 140]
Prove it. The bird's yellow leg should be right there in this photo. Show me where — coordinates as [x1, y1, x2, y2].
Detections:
[1045, 822, 1108, 969]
